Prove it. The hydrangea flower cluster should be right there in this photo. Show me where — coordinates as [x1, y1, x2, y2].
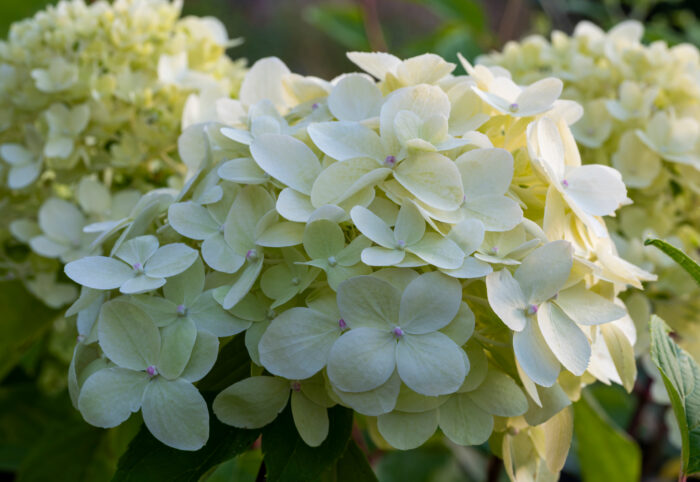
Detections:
[63, 52, 651, 476]
[0, 0, 245, 308]
[479, 21, 700, 356]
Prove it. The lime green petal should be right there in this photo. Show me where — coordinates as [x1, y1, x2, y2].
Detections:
[399, 271, 461, 334]
[164, 257, 205, 306]
[394, 152, 464, 211]
[259, 307, 340, 380]
[218, 157, 268, 184]
[468, 369, 528, 417]
[303, 219, 345, 259]
[537, 302, 590, 376]
[334, 371, 401, 416]
[377, 409, 438, 450]
[291, 390, 329, 447]
[256, 221, 304, 248]
[440, 302, 475, 346]
[408, 233, 464, 270]
[327, 327, 396, 392]
[222, 257, 264, 310]
[308, 121, 385, 162]
[394, 200, 425, 246]
[202, 234, 245, 274]
[180, 330, 219, 382]
[224, 186, 275, 254]
[78, 367, 148, 428]
[336, 275, 401, 329]
[350, 206, 395, 248]
[514, 240, 572, 304]
[361, 246, 405, 266]
[120, 274, 166, 294]
[39, 197, 84, 243]
[213, 376, 290, 428]
[438, 394, 493, 446]
[142, 378, 209, 451]
[250, 134, 321, 195]
[115, 235, 159, 267]
[189, 290, 251, 336]
[396, 332, 466, 396]
[328, 73, 382, 121]
[98, 299, 160, 371]
[513, 321, 560, 387]
[554, 283, 626, 326]
[168, 202, 219, 240]
[394, 384, 448, 413]
[145, 243, 198, 279]
[485, 269, 529, 331]
[158, 317, 197, 380]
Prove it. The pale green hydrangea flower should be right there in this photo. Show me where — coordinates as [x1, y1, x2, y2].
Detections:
[0, 0, 245, 311]
[480, 20, 700, 361]
[62, 51, 649, 464]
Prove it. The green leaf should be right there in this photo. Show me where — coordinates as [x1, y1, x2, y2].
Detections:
[3, 384, 140, 482]
[650, 315, 700, 477]
[112, 403, 260, 482]
[261, 405, 354, 482]
[327, 440, 377, 482]
[573, 392, 641, 482]
[645, 238, 700, 286]
[197, 335, 251, 392]
[0, 280, 58, 380]
[302, 4, 370, 51]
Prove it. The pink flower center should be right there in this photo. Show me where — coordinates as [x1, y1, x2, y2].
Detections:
[384, 155, 397, 167]
[132, 262, 143, 272]
[527, 304, 538, 315]
[561, 179, 569, 188]
[146, 366, 157, 377]
[246, 249, 258, 261]
[177, 304, 187, 316]
[509, 103, 519, 112]
[338, 318, 347, 330]
[392, 326, 405, 338]
[291, 381, 301, 392]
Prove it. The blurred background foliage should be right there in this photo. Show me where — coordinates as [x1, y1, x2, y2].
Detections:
[1, 1, 699, 481]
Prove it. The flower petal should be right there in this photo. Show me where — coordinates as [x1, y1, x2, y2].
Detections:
[158, 318, 197, 380]
[78, 367, 148, 428]
[145, 243, 198, 279]
[168, 202, 219, 240]
[399, 271, 461, 334]
[396, 332, 466, 396]
[487, 267, 533, 330]
[308, 121, 385, 162]
[336, 275, 401, 329]
[350, 205, 395, 248]
[250, 134, 321, 195]
[537, 302, 590, 376]
[98, 299, 160, 371]
[142, 378, 209, 451]
[555, 284, 626, 326]
[394, 152, 464, 211]
[259, 307, 340, 380]
[328, 73, 382, 121]
[514, 240, 572, 304]
[291, 390, 329, 447]
[438, 394, 493, 446]
[327, 327, 396, 392]
[377, 410, 438, 450]
[213, 376, 290, 428]
[513, 321, 560, 387]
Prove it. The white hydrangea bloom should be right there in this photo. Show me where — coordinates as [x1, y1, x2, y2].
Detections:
[62, 51, 648, 458]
